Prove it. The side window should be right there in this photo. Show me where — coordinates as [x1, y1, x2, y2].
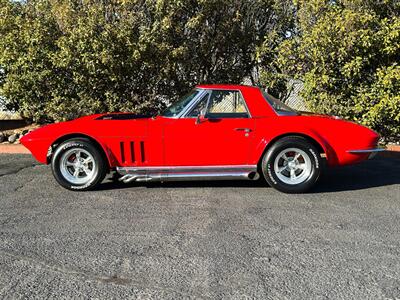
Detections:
[207, 90, 249, 118]
[187, 94, 209, 117]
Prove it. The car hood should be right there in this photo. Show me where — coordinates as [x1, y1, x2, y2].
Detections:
[69, 113, 152, 122]
[93, 113, 152, 120]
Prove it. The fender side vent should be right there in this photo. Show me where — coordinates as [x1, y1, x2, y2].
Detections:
[120, 142, 125, 163]
[140, 141, 145, 162]
[130, 141, 135, 163]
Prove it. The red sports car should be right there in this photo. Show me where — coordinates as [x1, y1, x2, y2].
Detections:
[21, 84, 383, 193]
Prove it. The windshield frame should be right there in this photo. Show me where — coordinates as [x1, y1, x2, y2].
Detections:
[160, 89, 205, 118]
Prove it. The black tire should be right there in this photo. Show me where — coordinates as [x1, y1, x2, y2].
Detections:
[51, 138, 107, 191]
[261, 136, 322, 193]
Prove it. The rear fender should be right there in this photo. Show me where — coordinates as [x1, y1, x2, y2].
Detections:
[252, 131, 339, 167]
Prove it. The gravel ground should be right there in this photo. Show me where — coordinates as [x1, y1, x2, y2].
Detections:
[0, 154, 399, 299]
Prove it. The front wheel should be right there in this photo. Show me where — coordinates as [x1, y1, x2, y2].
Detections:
[261, 137, 322, 193]
[51, 138, 107, 191]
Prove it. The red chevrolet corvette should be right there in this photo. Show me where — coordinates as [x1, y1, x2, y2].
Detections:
[21, 84, 383, 193]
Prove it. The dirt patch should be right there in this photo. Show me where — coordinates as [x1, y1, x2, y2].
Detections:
[0, 144, 30, 154]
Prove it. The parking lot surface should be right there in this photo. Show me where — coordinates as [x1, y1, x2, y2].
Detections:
[0, 154, 399, 299]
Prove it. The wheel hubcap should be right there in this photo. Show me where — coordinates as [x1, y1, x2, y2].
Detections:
[273, 148, 312, 185]
[60, 149, 96, 185]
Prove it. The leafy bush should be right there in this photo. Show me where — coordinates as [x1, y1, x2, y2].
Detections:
[0, 0, 290, 122]
[264, 0, 400, 142]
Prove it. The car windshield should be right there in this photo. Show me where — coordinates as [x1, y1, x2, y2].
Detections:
[161, 90, 199, 117]
[262, 91, 298, 115]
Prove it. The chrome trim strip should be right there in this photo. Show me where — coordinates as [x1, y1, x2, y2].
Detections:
[117, 164, 256, 172]
[237, 89, 252, 118]
[347, 148, 386, 154]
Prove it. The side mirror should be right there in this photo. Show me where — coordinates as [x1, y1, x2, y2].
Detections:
[195, 109, 207, 124]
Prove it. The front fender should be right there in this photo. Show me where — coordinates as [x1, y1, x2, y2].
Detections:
[20, 135, 53, 164]
[20, 123, 114, 166]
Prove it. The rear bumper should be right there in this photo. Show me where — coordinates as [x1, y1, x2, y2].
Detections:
[347, 148, 386, 159]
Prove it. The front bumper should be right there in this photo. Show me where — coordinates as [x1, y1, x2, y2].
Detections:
[347, 148, 386, 159]
[20, 135, 52, 164]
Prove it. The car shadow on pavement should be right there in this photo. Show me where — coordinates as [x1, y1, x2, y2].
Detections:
[98, 158, 400, 193]
[312, 157, 400, 193]
[98, 177, 264, 191]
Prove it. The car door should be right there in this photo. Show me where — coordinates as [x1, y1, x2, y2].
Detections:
[163, 89, 255, 166]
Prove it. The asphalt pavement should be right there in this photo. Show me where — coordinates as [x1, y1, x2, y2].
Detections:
[0, 154, 399, 299]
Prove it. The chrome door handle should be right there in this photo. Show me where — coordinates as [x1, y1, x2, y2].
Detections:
[234, 128, 252, 133]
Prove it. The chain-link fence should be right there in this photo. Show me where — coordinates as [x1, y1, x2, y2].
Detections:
[285, 79, 308, 111]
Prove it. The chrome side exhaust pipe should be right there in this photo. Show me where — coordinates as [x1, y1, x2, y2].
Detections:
[117, 166, 260, 183]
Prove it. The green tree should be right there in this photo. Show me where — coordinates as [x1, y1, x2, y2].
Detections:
[0, 0, 288, 122]
[267, 0, 400, 142]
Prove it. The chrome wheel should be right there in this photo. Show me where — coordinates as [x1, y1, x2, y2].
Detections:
[59, 148, 96, 185]
[273, 148, 312, 185]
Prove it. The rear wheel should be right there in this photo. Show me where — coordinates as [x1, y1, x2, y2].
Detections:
[261, 137, 322, 193]
[51, 138, 107, 191]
